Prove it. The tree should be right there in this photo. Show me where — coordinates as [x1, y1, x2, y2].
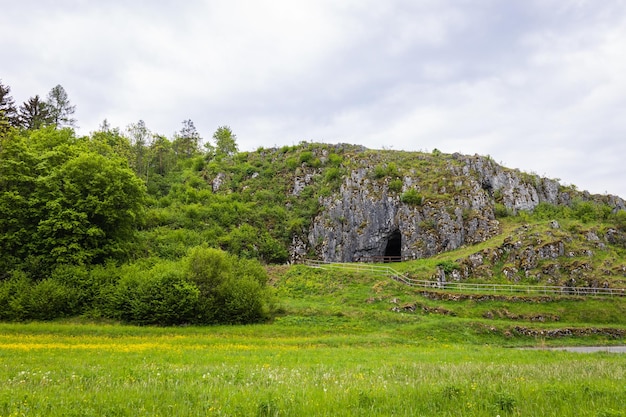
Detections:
[173, 119, 201, 158]
[0, 128, 146, 273]
[150, 135, 174, 175]
[89, 125, 134, 171]
[213, 125, 238, 157]
[126, 120, 151, 178]
[18, 95, 53, 130]
[0, 80, 19, 133]
[46, 84, 76, 128]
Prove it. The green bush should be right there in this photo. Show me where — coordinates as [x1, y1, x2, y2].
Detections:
[112, 262, 200, 325]
[494, 203, 510, 218]
[0, 272, 31, 321]
[285, 157, 299, 169]
[614, 210, 626, 231]
[215, 275, 268, 324]
[400, 189, 423, 206]
[259, 234, 289, 264]
[437, 260, 460, 274]
[26, 278, 80, 320]
[388, 178, 403, 193]
[324, 167, 341, 183]
[373, 164, 386, 179]
[299, 151, 314, 164]
[328, 153, 343, 166]
[184, 246, 270, 324]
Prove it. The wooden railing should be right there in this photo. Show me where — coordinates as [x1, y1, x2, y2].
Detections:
[304, 259, 626, 297]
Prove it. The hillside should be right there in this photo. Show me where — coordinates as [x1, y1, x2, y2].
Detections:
[1, 127, 625, 324]
[173, 141, 626, 289]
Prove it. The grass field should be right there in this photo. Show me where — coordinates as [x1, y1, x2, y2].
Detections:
[1, 265, 625, 416]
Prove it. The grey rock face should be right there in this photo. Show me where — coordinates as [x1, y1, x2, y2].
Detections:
[290, 151, 626, 264]
[454, 154, 564, 212]
[305, 164, 499, 262]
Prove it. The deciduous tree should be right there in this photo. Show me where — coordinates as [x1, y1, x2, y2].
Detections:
[0, 128, 146, 273]
[213, 125, 238, 157]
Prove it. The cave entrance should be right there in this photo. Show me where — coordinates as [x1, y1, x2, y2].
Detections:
[383, 229, 402, 262]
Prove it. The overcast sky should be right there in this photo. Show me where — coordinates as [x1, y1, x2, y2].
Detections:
[2, 0, 625, 198]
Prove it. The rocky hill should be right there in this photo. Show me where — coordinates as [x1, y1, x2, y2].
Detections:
[278, 145, 625, 267]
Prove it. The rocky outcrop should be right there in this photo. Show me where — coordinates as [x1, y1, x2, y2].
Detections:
[434, 223, 626, 288]
[307, 166, 499, 262]
[287, 149, 626, 264]
[453, 154, 567, 212]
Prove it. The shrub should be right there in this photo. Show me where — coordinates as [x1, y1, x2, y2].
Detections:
[373, 164, 386, 179]
[112, 262, 200, 325]
[184, 246, 271, 324]
[328, 153, 343, 166]
[494, 203, 509, 218]
[437, 260, 460, 274]
[215, 275, 267, 324]
[614, 210, 626, 231]
[400, 189, 423, 206]
[26, 278, 80, 320]
[285, 157, 299, 169]
[388, 178, 403, 193]
[299, 151, 314, 164]
[0, 272, 31, 321]
[259, 234, 289, 264]
[324, 167, 341, 183]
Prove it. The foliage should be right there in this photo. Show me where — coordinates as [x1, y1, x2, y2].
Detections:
[184, 246, 270, 324]
[494, 202, 510, 218]
[0, 246, 271, 325]
[388, 178, 403, 193]
[212, 125, 238, 157]
[0, 80, 19, 132]
[0, 128, 146, 273]
[400, 188, 423, 206]
[172, 119, 201, 158]
[111, 262, 199, 325]
[436, 260, 460, 274]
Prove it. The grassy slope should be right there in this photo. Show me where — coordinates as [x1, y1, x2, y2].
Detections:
[0, 263, 623, 416]
[271, 264, 625, 347]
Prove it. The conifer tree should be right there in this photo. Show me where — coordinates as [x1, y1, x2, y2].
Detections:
[46, 84, 76, 128]
[18, 95, 53, 130]
[0, 81, 19, 132]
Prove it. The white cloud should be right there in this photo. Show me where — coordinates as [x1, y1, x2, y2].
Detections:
[2, 0, 626, 198]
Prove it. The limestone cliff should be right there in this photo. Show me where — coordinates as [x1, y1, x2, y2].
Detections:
[288, 148, 625, 264]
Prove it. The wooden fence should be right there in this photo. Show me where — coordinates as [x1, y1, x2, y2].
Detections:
[304, 259, 626, 297]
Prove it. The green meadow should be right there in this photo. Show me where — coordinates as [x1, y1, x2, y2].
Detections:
[1, 266, 625, 416]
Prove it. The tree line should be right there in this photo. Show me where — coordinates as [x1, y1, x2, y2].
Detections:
[1, 81, 76, 131]
[0, 79, 276, 325]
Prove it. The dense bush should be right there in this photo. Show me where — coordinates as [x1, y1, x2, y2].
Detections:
[388, 178, 403, 193]
[111, 263, 199, 325]
[0, 246, 271, 325]
[0, 272, 80, 321]
[400, 189, 423, 206]
[184, 246, 270, 324]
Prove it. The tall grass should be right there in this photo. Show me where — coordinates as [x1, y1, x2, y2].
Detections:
[1, 263, 624, 416]
[0, 322, 624, 416]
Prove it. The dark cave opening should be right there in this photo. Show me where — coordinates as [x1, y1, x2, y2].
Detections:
[383, 229, 402, 262]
